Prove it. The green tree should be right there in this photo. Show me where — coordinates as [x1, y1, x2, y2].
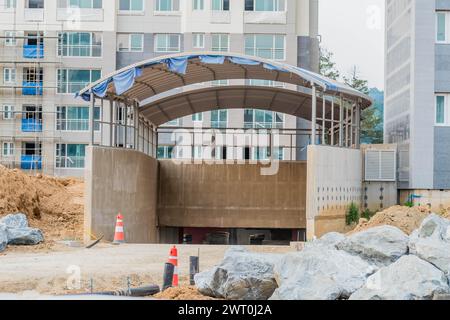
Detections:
[344, 66, 383, 144]
[319, 47, 340, 80]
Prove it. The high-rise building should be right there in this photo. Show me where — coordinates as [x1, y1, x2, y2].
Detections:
[0, 0, 319, 177]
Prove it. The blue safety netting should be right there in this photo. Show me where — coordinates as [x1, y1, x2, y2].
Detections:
[76, 54, 293, 101]
[23, 44, 44, 59]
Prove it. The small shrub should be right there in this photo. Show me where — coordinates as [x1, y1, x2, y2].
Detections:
[346, 202, 360, 226]
[361, 209, 376, 221]
[404, 201, 414, 208]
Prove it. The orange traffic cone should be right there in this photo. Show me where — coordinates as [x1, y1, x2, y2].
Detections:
[168, 246, 178, 286]
[113, 213, 125, 244]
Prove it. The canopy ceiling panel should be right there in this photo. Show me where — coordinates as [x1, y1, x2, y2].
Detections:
[77, 52, 373, 110]
[140, 85, 339, 127]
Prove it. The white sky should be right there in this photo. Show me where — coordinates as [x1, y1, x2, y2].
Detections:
[319, 0, 385, 89]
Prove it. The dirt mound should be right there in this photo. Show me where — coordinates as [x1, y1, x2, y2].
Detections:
[349, 205, 431, 235]
[0, 165, 84, 242]
[154, 286, 217, 300]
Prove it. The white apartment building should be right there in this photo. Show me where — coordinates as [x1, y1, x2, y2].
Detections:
[0, 0, 319, 176]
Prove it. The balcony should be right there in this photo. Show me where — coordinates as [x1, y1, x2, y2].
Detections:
[23, 44, 44, 59]
[24, 8, 44, 21]
[22, 82, 43, 96]
[21, 155, 42, 170]
[57, 8, 104, 22]
[22, 118, 43, 132]
[210, 10, 230, 24]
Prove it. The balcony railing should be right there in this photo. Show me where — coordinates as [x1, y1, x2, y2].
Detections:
[24, 8, 44, 21]
[245, 48, 285, 61]
[58, 44, 102, 57]
[244, 11, 287, 24]
[21, 155, 42, 170]
[57, 8, 104, 21]
[23, 44, 44, 59]
[244, 122, 284, 129]
[22, 82, 43, 95]
[58, 81, 91, 94]
[57, 119, 89, 131]
[56, 156, 85, 169]
[22, 118, 43, 132]
[210, 10, 231, 24]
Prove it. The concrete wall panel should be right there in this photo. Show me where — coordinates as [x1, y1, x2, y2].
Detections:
[306, 145, 362, 239]
[157, 161, 307, 229]
[84, 146, 158, 243]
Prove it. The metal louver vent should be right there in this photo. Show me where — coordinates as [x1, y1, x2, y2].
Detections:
[365, 150, 396, 182]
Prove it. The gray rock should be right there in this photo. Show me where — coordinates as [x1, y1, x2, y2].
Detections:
[305, 232, 346, 249]
[7, 228, 44, 245]
[0, 224, 7, 252]
[270, 247, 376, 300]
[336, 226, 409, 266]
[350, 255, 449, 300]
[194, 247, 280, 300]
[0, 213, 28, 229]
[409, 214, 450, 277]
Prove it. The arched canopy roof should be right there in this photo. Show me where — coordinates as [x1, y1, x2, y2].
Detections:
[77, 52, 373, 112]
[140, 84, 339, 127]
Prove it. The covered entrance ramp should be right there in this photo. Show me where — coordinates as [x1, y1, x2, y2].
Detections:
[77, 52, 372, 244]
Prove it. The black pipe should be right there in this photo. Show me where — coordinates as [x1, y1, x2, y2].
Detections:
[189, 256, 199, 286]
[65, 285, 160, 297]
[162, 262, 174, 291]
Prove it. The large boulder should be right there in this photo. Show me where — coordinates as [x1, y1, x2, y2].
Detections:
[0, 213, 28, 229]
[337, 226, 409, 266]
[350, 255, 449, 300]
[0, 224, 7, 253]
[194, 247, 280, 300]
[305, 232, 346, 249]
[409, 214, 450, 277]
[7, 228, 44, 245]
[270, 247, 376, 300]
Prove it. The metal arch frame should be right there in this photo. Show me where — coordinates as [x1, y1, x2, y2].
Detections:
[81, 52, 371, 152]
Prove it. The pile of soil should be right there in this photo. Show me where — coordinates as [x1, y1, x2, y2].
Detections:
[349, 205, 433, 235]
[154, 286, 217, 300]
[0, 165, 84, 242]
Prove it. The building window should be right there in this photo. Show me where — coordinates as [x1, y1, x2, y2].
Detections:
[117, 34, 144, 52]
[3, 68, 16, 84]
[154, 34, 181, 52]
[58, 32, 102, 57]
[155, 0, 179, 11]
[245, 34, 285, 60]
[4, 31, 16, 46]
[27, 0, 44, 8]
[3, 105, 14, 120]
[436, 95, 446, 125]
[157, 146, 174, 159]
[193, 0, 204, 10]
[245, 0, 285, 11]
[193, 33, 205, 49]
[2, 142, 14, 157]
[67, 0, 102, 8]
[57, 69, 101, 94]
[211, 110, 227, 128]
[244, 109, 283, 129]
[211, 0, 229, 11]
[437, 12, 447, 43]
[5, 0, 17, 9]
[57, 106, 100, 131]
[192, 112, 203, 122]
[56, 144, 86, 168]
[119, 0, 143, 12]
[211, 34, 229, 52]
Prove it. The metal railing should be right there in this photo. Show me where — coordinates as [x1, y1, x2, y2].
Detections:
[57, 44, 102, 57]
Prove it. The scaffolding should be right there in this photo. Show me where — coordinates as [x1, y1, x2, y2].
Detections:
[0, 2, 66, 175]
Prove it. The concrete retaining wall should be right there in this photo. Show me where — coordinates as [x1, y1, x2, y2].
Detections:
[157, 161, 307, 229]
[306, 145, 362, 239]
[84, 146, 158, 243]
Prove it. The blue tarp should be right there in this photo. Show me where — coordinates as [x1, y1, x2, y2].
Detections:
[21, 118, 42, 132]
[76, 54, 294, 101]
[21, 155, 42, 170]
[22, 82, 43, 96]
[23, 45, 44, 59]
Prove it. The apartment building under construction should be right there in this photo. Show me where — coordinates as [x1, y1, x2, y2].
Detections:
[0, 0, 318, 177]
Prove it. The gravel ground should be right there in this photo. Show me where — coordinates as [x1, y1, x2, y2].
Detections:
[0, 244, 292, 296]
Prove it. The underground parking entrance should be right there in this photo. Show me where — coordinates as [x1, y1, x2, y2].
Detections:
[77, 52, 372, 245]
